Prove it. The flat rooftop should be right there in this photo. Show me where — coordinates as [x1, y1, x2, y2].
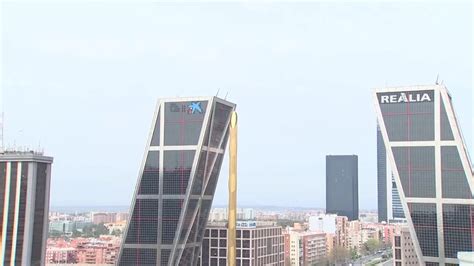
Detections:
[0, 150, 54, 163]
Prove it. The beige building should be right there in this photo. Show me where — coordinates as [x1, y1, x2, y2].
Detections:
[285, 230, 327, 266]
[200, 221, 284, 266]
[393, 226, 418, 266]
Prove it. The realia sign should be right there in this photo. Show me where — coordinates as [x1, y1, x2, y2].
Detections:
[378, 90, 434, 104]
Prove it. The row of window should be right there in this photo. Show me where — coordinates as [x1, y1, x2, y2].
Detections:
[409, 203, 474, 259]
[392, 146, 471, 199]
[379, 90, 456, 142]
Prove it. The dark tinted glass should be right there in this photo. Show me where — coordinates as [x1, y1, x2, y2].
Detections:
[124, 199, 159, 244]
[15, 163, 29, 264]
[160, 249, 171, 265]
[196, 200, 213, 242]
[440, 99, 454, 140]
[161, 199, 183, 244]
[119, 248, 157, 266]
[209, 102, 232, 148]
[408, 203, 438, 257]
[378, 90, 434, 141]
[191, 150, 207, 195]
[377, 127, 387, 222]
[443, 204, 473, 258]
[31, 163, 48, 266]
[179, 247, 195, 265]
[179, 199, 198, 244]
[441, 146, 471, 199]
[164, 101, 207, 145]
[392, 146, 436, 198]
[138, 151, 159, 195]
[150, 110, 161, 146]
[163, 150, 195, 195]
[204, 154, 224, 196]
[187, 214, 199, 244]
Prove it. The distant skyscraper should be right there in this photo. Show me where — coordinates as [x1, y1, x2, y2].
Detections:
[374, 85, 474, 265]
[117, 97, 235, 266]
[326, 155, 359, 221]
[0, 151, 53, 266]
[377, 125, 405, 223]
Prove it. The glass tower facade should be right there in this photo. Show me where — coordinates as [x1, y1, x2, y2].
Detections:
[0, 152, 53, 266]
[118, 97, 236, 266]
[374, 85, 474, 265]
[326, 155, 359, 221]
[377, 125, 406, 223]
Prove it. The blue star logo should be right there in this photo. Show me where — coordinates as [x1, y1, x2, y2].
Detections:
[188, 102, 203, 114]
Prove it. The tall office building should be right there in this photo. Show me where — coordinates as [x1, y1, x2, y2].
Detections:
[377, 125, 405, 223]
[374, 85, 474, 265]
[326, 155, 359, 221]
[0, 151, 53, 266]
[117, 97, 236, 266]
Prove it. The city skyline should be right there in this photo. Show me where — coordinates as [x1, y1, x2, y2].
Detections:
[1, 2, 472, 209]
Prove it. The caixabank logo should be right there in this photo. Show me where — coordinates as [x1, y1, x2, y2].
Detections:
[170, 102, 203, 114]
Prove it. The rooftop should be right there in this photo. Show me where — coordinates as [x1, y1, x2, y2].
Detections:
[0, 149, 53, 163]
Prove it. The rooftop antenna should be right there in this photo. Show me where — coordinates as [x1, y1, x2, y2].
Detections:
[215, 88, 220, 97]
[435, 74, 439, 85]
[224, 91, 229, 100]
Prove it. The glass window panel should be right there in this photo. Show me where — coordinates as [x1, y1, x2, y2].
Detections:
[205, 154, 224, 196]
[191, 151, 207, 195]
[443, 204, 473, 258]
[119, 248, 157, 266]
[150, 110, 161, 146]
[161, 199, 183, 244]
[31, 163, 48, 265]
[440, 99, 454, 140]
[378, 91, 434, 141]
[392, 147, 436, 198]
[179, 199, 199, 244]
[125, 199, 159, 244]
[441, 146, 471, 199]
[139, 151, 159, 195]
[164, 101, 207, 145]
[209, 102, 232, 148]
[196, 200, 213, 242]
[163, 150, 195, 195]
[408, 203, 438, 257]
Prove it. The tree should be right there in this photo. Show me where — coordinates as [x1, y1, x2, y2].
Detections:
[111, 228, 122, 236]
[363, 239, 381, 254]
[327, 246, 350, 264]
[82, 223, 110, 237]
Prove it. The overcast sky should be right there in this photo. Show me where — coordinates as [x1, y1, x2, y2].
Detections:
[1, 1, 472, 210]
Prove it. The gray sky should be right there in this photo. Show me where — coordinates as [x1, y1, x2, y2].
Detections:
[1, 1, 472, 209]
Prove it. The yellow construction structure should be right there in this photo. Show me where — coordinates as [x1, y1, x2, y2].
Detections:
[227, 111, 238, 266]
